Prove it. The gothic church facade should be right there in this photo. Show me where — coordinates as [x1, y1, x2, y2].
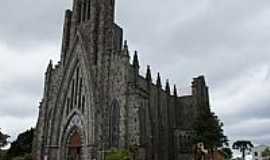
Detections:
[33, 0, 211, 160]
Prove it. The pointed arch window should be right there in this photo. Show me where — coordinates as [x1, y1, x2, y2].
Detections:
[65, 64, 88, 117]
[109, 99, 120, 148]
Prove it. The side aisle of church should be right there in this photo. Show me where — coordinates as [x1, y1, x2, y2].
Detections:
[32, 0, 211, 160]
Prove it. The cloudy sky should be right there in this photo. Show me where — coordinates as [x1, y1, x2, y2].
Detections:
[1, 0, 270, 149]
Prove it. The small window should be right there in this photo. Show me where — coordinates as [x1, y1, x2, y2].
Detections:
[255, 152, 258, 156]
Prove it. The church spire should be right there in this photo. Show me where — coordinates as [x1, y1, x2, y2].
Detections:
[122, 40, 130, 57]
[146, 65, 152, 82]
[133, 51, 140, 71]
[166, 79, 170, 94]
[46, 60, 53, 74]
[174, 85, 178, 97]
[124, 40, 128, 50]
[157, 72, 162, 88]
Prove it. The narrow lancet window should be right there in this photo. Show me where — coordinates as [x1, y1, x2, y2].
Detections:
[109, 99, 120, 148]
[82, 96, 85, 114]
[78, 78, 83, 110]
[75, 67, 79, 106]
[87, 0, 91, 20]
[81, 1, 86, 22]
[77, 2, 82, 24]
[71, 80, 75, 109]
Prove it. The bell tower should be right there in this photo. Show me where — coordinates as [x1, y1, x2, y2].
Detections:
[71, 0, 115, 26]
[61, 0, 118, 65]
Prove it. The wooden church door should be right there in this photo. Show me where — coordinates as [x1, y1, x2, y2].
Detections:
[67, 132, 82, 160]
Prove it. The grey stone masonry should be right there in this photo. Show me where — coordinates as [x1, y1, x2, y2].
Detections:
[32, 0, 212, 160]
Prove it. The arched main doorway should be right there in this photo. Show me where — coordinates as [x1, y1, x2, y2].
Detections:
[67, 131, 82, 160]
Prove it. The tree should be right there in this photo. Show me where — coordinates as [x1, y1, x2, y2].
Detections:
[0, 129, 10, 148]
[193, 108, 228, 160]
[262, 147, 270, 157]
[222, 147, 233, 160]
[4, 128, 34, 160]
[232, 140, 254, 160]
[193, 110, 228, 149]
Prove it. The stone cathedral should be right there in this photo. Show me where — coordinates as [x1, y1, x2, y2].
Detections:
[33, 0, 211, 160]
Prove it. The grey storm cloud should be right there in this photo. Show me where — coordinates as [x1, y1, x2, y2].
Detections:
[0, 0, 270, 146]
[0, 0, 72, 48]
